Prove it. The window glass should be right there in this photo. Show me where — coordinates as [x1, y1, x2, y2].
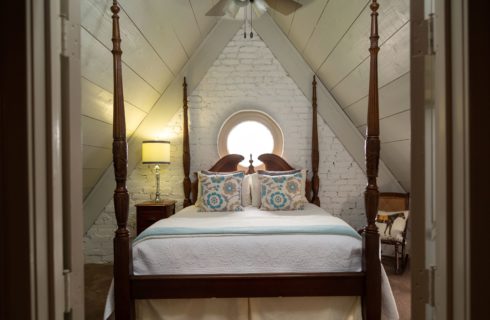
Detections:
[227, 121, 274, 167]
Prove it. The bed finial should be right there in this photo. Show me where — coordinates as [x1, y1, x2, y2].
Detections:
[183, 77, 191, 207]
[364, 0, 381, 318]
[311, 75, 320, 206]
[247, 154, 255, 174]
[111, 0, 134, 319]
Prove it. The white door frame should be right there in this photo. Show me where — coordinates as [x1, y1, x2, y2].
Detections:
[411, 0, 471, 319]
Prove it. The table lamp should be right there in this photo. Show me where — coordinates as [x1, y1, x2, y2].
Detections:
[142, 140, 170, 202]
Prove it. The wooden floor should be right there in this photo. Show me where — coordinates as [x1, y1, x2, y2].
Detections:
[85, 264, 113, 320]
[84, 261, 410, 319]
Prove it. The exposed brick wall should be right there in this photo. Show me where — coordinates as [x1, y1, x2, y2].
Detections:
[84, 26, 369, 263]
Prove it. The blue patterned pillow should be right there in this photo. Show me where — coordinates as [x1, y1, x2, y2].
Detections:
[259, 173, 307, 211]
[197, 172, 244, 212]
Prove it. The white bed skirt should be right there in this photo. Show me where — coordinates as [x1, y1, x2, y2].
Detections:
[134, 296, 362, 320]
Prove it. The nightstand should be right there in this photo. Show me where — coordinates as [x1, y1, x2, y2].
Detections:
[135, 200, 176, 235]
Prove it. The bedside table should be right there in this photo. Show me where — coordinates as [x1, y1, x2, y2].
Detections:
[135, 200, 176, 235]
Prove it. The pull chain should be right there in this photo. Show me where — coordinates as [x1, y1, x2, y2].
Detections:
[243, 2, 247, 38]
[250, 2, 253, 38]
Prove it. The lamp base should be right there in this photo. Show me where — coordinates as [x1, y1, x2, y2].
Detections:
[154, 164, 161, 203]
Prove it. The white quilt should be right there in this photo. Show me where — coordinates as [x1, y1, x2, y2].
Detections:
[105, 204, 399, 319]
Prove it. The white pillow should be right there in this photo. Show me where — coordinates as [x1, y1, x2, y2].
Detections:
[241, 174, 252, 206]
[375, 210, 409, 242]
[251, 169, 307, 208]
[250, 173, 260, 207]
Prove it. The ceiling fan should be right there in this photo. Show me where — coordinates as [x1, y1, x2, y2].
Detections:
[206, 0, 303, 18]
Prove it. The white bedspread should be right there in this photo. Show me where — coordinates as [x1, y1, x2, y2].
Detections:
[105, 204, 398, 319]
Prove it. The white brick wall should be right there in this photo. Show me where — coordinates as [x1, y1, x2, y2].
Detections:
[84, 26, 369, 263]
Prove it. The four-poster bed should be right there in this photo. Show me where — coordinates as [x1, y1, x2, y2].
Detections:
[109, 0, 385, 319]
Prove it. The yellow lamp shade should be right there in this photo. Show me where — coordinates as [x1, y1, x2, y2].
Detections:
[142, 141, 170, 164]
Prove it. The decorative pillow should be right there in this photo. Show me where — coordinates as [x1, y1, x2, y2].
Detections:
[196, 172, 244, 212]
[375, 210, 409, 242]
[259, 173, 307, 211]
[196, 171, 251, 207]
[251, 169, 307, 207]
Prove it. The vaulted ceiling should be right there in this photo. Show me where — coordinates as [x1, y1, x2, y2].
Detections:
[81, 0, 410, 215]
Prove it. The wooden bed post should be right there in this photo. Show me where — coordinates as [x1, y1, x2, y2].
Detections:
[311, 76, 320, 206]
[111, 1, 133, 319]
[364, 1, 382, 319]
[182, 77, 192, 207]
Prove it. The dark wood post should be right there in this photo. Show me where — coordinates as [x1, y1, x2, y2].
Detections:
[363, 1, 381, 319]
[111, 1, 133, 319]
[183, 77, 192, 207]
[311, 76, 320, 206]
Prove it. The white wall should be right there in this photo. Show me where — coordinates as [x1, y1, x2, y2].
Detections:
[84, 26, 369, 263]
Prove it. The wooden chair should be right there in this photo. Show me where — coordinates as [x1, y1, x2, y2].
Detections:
[359, 192, 410, 274]
[378, 192, 410, 274]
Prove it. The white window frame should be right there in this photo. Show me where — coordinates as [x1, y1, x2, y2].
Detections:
[217, 110, 284, 167]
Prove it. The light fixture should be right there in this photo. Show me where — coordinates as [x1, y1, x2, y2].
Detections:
[226, 0, 267, 38]
[142, 141, 170, 202]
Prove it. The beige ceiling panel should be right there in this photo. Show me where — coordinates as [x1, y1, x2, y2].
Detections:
[165, 0, 204, 56]
[303, 0, 368, 71]
[381, 140, 410, 191]
[318, 0, 409, 89]
[118, 0, 188, 75]
[81, 116, 113, 148]
[83, 187, 93, 199]
[331, 23, 409, 107]
[190, 0, 219, 37]
[81, 78, 147, 135]
[345, 72, 410, 126]
[81, 0, 173, 93]
[81, 29, 160, 112]
[83, 168, 106, 188]
[287, 0, 329, 52]
[270, 5, 295, 35]
[358, 110, 411, 142]
[379, 110, 411, 142]
[83, 145, 112, 169]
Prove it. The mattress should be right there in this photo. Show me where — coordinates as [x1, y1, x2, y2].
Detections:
[132, 203, 362, 275]
[104, 204, 398, 319]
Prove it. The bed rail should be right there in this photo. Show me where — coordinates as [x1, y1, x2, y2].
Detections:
[130, 272, 366, 299]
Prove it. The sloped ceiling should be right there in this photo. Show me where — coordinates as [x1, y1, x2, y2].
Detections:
[269, 0, 410, 189]
[81, 0, 410, 218]
[81, 0, 220, 198]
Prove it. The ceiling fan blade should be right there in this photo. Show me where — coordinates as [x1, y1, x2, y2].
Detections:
[205, 0, 230, 16]
[264, 0, 302, 15]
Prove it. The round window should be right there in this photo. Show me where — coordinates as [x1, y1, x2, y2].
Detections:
[217, 110, 284, 168]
